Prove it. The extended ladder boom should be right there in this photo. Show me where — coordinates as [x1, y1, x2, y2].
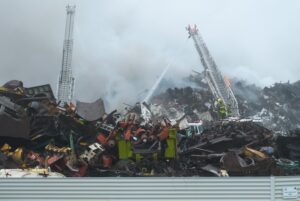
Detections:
[187, 24, 239, 117]
[57, 5, 76, 106]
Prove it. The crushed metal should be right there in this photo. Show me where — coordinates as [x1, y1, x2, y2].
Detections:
[0, 80, 299, 177]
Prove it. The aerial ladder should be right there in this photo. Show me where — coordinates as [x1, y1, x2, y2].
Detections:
[186, 24, 240, 117]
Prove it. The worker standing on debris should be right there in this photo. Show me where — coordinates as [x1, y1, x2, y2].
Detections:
[216, 98, 227, 119]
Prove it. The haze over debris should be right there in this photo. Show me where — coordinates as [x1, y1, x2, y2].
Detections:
[0, 0, 300, 110]
[0, 1, 300, 178]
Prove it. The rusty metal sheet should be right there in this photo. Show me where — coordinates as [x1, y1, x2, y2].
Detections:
[76, 98, 105, 121]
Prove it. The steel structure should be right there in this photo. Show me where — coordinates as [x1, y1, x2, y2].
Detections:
[187, 24, 240, 117]
[57, 5, 76, 105]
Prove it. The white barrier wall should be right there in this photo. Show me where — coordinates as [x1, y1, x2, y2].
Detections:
[0, 176, 299, 201]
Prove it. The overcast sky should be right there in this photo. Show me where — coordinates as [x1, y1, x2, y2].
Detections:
[0, 0, 299, 110]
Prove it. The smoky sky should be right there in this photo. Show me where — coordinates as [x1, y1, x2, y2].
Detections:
[0, 0, 300, 111]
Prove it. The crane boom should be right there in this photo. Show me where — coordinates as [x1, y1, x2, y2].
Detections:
[187, 24, 239, 117]
[57, 5, 76, 106]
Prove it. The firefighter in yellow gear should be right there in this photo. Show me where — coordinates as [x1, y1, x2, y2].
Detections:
[217, 99, 227, 119]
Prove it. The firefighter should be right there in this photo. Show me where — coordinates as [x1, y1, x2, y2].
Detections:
[217, 98, 227, 119]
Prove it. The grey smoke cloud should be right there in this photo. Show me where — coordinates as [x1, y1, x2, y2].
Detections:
[0, 0, 299, 111]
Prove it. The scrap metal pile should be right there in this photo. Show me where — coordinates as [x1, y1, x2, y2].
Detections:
[0, 80, 299, 177]
[233, 80, 300, 134]
[178, 121, 275, 176]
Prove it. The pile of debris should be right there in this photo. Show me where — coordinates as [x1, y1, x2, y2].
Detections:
[0, 80, 299, 177]
[155, 73, 300, 134]
[151, 87, 215, 122]
[177, 121, 275, 176]
[233, 80, 300, 134]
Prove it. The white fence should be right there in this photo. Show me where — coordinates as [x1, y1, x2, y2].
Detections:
[0, 176, 299, 201]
